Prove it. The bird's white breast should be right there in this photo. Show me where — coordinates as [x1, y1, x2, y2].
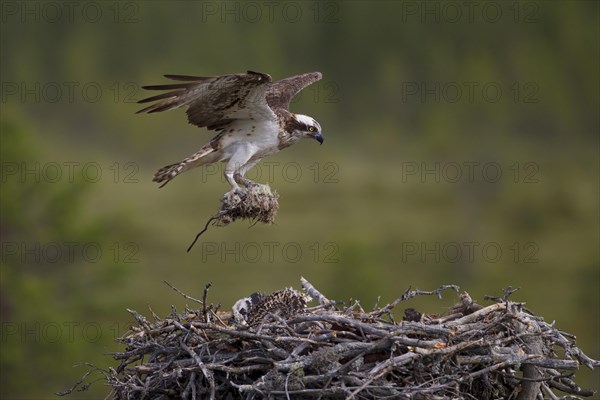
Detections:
[218, 119, 280, 161]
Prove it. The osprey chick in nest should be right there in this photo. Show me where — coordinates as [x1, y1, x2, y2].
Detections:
[137, 71, 324, 189]
[233, 287, 312, 327]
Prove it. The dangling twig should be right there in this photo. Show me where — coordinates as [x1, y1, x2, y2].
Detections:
[187, 216, 218, 252]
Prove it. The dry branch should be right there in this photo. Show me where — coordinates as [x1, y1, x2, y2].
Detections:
[59, 279, 599, 399]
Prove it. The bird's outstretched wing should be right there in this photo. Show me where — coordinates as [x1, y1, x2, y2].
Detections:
[266, 72, 322, 111]
[137, 71, 275, 131]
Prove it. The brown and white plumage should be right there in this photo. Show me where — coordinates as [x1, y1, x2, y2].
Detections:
[137, 71, 324, 188]
[232, 288, 311, 326]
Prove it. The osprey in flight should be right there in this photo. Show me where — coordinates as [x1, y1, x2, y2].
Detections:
[137, 71, 324, 188]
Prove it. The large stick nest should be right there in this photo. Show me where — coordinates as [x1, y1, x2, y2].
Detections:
[60, 279, 599, 399]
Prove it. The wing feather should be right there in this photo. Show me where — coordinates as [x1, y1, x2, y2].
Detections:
[266, 72, 322, 111]
[137, 90, 185, 105]
[141, 83, 196, 91]
[163, 74, 212, 81]
[137, 71, 274, 129]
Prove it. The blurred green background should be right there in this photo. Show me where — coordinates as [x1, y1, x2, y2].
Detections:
[1, 1, 598, 398]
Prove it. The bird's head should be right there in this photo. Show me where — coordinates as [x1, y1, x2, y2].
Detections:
[291, 114, 324, 145]
[232, 292, 263, 326]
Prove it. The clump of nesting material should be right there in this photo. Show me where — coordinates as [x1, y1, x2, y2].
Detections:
[217, 184, 279, 226]
[188, 184, 279, 251]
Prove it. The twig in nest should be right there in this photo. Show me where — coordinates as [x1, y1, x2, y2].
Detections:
[163, 280, 203, 305]
[187, 185, 279, 252]
[301, 276, 334, 309]
[55, 363, 107, 396]
[368, 284, 460, 318]
[202, 282, 211, 322]
[484, 286, 521, 303]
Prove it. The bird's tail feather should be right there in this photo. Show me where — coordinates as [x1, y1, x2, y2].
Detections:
[153, 146, 215, 188]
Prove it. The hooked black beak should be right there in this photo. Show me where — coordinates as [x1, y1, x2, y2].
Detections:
[312, 132, 324, 145]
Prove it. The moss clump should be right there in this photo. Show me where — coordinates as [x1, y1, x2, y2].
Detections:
[217, 184, 279, 225]
[188, 185, 279, 251]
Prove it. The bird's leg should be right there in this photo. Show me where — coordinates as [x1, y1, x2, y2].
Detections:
[234, 160, 260, 188]
[234, 172, 257, 188]
[224, 169, 240, 191]
[225, 153, 257, 191]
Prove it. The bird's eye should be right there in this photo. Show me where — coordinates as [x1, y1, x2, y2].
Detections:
[308, 126, 315, 132]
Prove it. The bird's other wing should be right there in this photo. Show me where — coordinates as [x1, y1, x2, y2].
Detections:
[137, 71, 275, 131]
[265, 72, 322, 111]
